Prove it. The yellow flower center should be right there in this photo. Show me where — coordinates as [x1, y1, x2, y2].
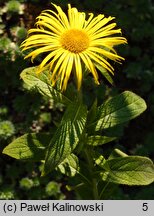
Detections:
[60, 29, 89, 53]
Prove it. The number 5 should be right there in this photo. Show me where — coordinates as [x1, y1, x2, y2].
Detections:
[142, 203, 148, 211]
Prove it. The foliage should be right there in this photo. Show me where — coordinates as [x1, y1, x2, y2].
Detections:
[0, 0, 154, 200]
[0, 120, 15, 140]
[3, 67, 154, 199]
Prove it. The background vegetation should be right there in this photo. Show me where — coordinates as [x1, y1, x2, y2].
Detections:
[0, 0, 153, 199]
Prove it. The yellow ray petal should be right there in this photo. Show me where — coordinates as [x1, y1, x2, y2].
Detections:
[36, 14, 64, 33]
[24, 45, 59, 62]
[62, 55, 74, 91]
[85, 49, 114, 73]
[21, 3, 127, 91]
[74, 54, 82, 90]
[79, 53, 99, 84]
[50, 49, 68, 78]
[51, 4, 70, 29]
[38, 48, 63, 72]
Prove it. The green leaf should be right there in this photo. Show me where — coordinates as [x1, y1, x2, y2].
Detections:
[57, 153, 79, 177]
[95, 64, 114, 85]
[92, 91, 147, 131]
[2, 133, 51, 160]
[87, 135, 117, 146]
[43, 102, 87, 175]
[108, 148, 128, 160]
[20, 66, 71, 105]
[100, 156, 154, 185]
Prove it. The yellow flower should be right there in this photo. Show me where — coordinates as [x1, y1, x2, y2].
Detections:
[21, 3, 127, 91]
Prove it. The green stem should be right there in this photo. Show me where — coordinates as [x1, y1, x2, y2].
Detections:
[99, 181, 109, 199]
[92, 178, 99, 200]
[84, 148, 99, 199]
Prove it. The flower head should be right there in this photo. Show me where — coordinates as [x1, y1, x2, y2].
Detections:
[21, 3, 127, 91]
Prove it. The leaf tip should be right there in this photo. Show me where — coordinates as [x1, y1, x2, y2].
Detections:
[2, 147, 8, 155]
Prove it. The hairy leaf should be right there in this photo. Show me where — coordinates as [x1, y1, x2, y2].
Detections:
[43, 102, 87, 175]
[87, 135, 117, 146]
[57, 153, 79, 177]
[20, 66, 71, 105]
[92, 91, 147, 131]
[100, 156, 154, 185]
[2, 133, 51, 161]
